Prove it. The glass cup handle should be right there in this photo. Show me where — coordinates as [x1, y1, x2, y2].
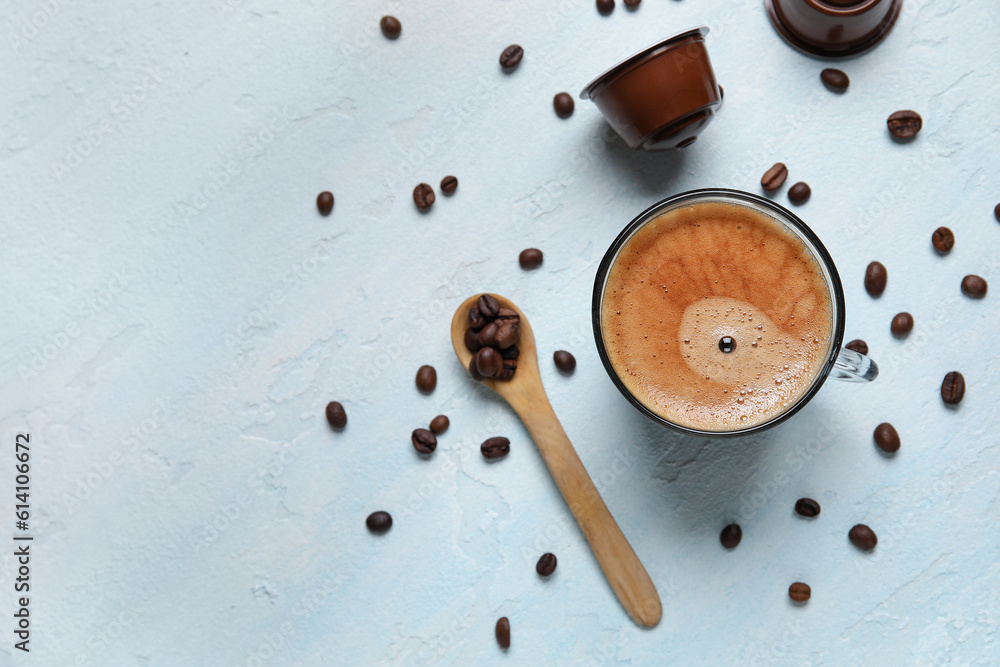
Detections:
[832, 347, 879, 382]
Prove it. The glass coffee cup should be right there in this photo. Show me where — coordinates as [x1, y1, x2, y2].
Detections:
[592, 189, 877, 437]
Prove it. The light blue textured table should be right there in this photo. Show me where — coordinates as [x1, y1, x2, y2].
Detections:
[2, 0, 998, 664]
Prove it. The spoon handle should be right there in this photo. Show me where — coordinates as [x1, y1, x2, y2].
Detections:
[513, 393, 662, 627]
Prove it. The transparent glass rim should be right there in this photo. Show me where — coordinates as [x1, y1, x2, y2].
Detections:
[591, 188, 847, 438]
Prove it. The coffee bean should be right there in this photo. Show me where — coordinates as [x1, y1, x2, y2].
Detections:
[553, 350, 576, 373]
[624, 0, 640, 7]
[788, 582, 811, 603]
[995, 203, 1000, 222]
[848, 524, 877, 551]
[478, 294, 501, 319]
[316, 191, 334, 216]
[465, 327, 483, 353]
[497, 358, 517, 379]
[931, 226, 954, 253]
[873, 422, 900, 453]
[496, 307, 519, 321]
[519, 248, 543, 269]
[941, 371, 965, 405]
[379, 16, 401, 39]
[411, 428, 437, 454]
[887, 110, 922, 139]
[794, 498, 821, 518]
[478, 321, 500, 347]
[845, 339, 868, 355]
[596, 0, 615, 15]
[865, 261, 887, 297]
[430, 415, 450, 434]
[415, 365, 437, 393]
[788, 182, 811, 205]
[413, 183, 435, 210]
[325, 401, 347, 430]
[961, 274, 988, 298]
[720, 523, 742, 549]
[468, 306, 486, 331]
[481, 436, 511, 460]
[476, 347, 502, 378]
[366, 511, 392, 533]
[553, 92, 574, 119]
[495, 320, 520, 349]
[499, 44, 523, 70]
[468, 356, 485, 382]
[495, 617, 510, 649]
[820, 68, 849, 93]
[761, 163, 788, 191]
[890, 312, 913, 337]
[536, 552, 557, 576]
[501, 345, 520, 360]
[440, 175, 458, 195]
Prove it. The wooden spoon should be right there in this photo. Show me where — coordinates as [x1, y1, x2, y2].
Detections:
[451, 294, 662, 628]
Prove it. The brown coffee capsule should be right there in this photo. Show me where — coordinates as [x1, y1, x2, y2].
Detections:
[765, 0, 902, 58]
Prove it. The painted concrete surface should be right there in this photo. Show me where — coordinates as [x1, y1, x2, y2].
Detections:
[1, 0, 998, 664]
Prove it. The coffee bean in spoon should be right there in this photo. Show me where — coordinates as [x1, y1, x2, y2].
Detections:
[465, 327, 483, 353]
[494, 320, 520, 349]
[478, 294, 500, 319]
[475, 347, 502, 378]
[478, 321, 500, 347]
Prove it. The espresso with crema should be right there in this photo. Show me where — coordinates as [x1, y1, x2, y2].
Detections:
[601, 201, 834, 431]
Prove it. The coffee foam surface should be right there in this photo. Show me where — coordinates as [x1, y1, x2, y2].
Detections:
[601, 201, 834, 431]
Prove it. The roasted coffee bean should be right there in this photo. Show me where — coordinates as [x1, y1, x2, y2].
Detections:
[468, 306, 486, 331]
[941, 371, 965, 404]
[536, 552, 557, 576]
[848, 524, 878, 551]
[413, 183, 435, 210]
[519, 248, 544, 269]
[553, 350, 576, 373]
[890, 312, 913, 337]
[430, 415, 450, 434]
[887, 110, 922, 139]
[720, 523, 742, 549]
[788, 182, 811, 205]
[500, 345, 520, 360]
[440, 175, 458, 195]
[845, 339, 868, 356]
[481, 436, 511, 459]
[366, 511, 392, 533]
[476, 347, 502, 377]
[788, 582, 811, 603]
[931, 226, 954, 254]
[961, 275, 988, 298]
[316, 191, 334, 215]
[496, 307, 519, 321]
[761, 162, 788, 191]
[478, 321, 500, 347]
[873, 422, 900, 453]
[465, 327, 484, 353]
[624, 0, 640, 7]
[478, 294, 501, 319]
[495, 320, 520, 349]
[553, 92, 574, 118]
[495, 617, 510, 649]
[596, 0, 615, 15]
[794, 498, 821, 518]
[325, 401, 347, 430]
[497, 358, 517, 379]
[468, 357, 485, 382]
[820, 68, 849, 93]
[415, 365, 437, 393]
[411, 428, 437, 454]
[865, 261, 887, 297]
[499, 45, 523, 69]
[995, 203, 1000, 222]
[379, 15, 401, 39]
